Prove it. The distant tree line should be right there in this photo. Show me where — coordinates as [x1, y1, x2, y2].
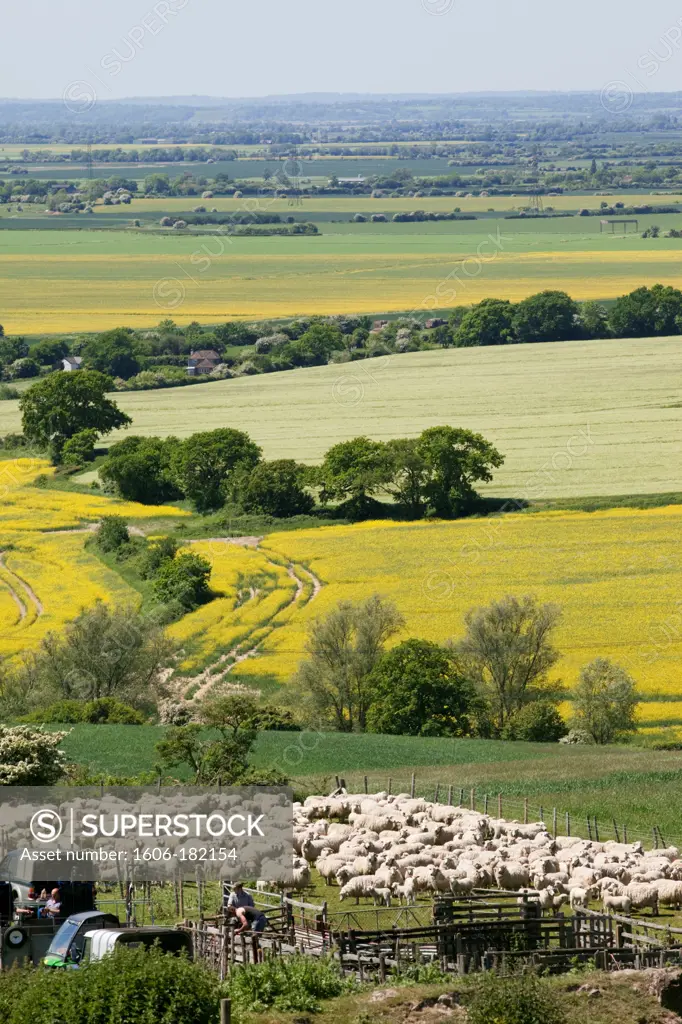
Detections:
[4, 283, 682, 398]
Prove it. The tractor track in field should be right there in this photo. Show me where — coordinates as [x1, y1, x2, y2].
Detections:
[0, 553, 43, 621]
[177, 544, 323, 703]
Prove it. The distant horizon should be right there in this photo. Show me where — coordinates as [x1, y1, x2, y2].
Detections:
[4, 0, 682, 101]
[4, 88, 682, 105]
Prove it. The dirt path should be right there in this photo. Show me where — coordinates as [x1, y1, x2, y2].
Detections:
[177, 547, 323, 702]
[0, 553, 43, 619]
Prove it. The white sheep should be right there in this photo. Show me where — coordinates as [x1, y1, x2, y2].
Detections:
[602, 893, 632, 915]
[339, 875, 380, 904]
[625, 883, 659, 915]
[569, 887, 590, 910]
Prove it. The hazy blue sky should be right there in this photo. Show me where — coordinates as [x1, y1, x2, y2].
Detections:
[4, 0, 682, 100]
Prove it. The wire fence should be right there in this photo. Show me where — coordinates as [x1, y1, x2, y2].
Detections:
[332, 772, 678, 851]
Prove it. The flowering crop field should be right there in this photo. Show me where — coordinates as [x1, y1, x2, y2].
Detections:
[6, 211, 682, 332]
[231, 508, 682, 705]
[0, 459, 187, 660]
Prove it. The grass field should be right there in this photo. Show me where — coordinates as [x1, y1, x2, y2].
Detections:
[58, 725, 682, 842]
[3, 199, 682, 332]
[2, 336, 680, 498]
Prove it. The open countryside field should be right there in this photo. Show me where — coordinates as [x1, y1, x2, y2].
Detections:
[0, 459, 187, 659]
[2, 461, 682, 716]
[2, 336, 681, 498]
[4, 198, 682, 331]
[59, 725, 682, 842]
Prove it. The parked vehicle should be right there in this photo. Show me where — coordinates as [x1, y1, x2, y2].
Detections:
[81, 928, 193, 963]
[43, 910, 120, 967]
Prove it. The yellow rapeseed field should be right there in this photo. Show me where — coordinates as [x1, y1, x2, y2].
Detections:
[0, 460, 187, 660]
[239, 508, 682, 698]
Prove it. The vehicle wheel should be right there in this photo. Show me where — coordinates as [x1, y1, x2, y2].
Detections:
[5, 926, 27, 949]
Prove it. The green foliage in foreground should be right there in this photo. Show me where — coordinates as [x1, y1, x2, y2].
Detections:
[468, 971, 566, 1024]
[226, 954, 355, 1014]
[0, 947, 221, 1024]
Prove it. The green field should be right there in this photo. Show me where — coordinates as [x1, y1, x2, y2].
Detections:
[60, 725, 682, 844]
[2, 337, 679, 498]
[3, 195, 682, 332]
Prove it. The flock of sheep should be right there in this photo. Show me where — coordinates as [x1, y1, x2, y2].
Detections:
[286, 791, 682, 919]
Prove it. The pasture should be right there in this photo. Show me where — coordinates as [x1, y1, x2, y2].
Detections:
[58, 724, 682, 841]
[3, 198, 682, 332]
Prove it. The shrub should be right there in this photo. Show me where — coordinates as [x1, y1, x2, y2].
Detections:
[0, 384, 20, 400]
[82, 698, 145, 724]
[226, 954, 354, 1014]
[153, 551, 212, 609]
[502, 701, 567, 742]
[0, 946, 221, 1024]
[467, 971, 566, 1024]
[61, 428, 98, 465]
[138, 535, 180, 578]
[0, 725, 68, 784]
[21, 697, 144, 725]
[96, 515, 130, 552]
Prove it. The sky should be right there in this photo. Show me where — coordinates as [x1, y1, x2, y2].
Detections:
[4, 0, 682, 101]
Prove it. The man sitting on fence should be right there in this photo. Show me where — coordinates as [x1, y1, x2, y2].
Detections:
[227, 882, 255, 911]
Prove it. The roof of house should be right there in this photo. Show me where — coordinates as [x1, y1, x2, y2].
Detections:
[192, 359, 217, 370]
[189, 349, 220, 361]
[62, 356, 82, 366]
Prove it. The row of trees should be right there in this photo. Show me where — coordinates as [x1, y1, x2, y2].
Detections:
[100, 425, 504, 518]
[295, 593, 640, 745]
[443, 284, 682, 349]
[4, 281, 682, 394]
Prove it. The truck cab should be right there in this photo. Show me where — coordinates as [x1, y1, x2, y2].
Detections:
[43, 911, 121, 968]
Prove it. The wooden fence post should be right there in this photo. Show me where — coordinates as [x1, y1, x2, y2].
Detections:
[613, 819, 620, 843]
[539, 805, 544, 825]
[434, 783, 440, 803]
[447, 785, 453, 806]
[552, 808, 557, 839]
[410, 773, 416, 798]
[388, 778, 392, 795]
[523, 797, 528, 825]
[459, 788, 464, 807]
[623, 823, 627, 843]
[483, 793, 488, 815]
[470, 788, 475, 811]
[653, 827, 658, 849]
[498, 793, 502, 818]
[587, 817, 592, 841]
[220, 999, 231, 1024]
[594, 817, 599, 842]
[363, 775, 368, 794]
[566, 812, 570, 837]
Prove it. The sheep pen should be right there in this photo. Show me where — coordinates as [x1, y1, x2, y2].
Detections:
[278, 790, 682, 924]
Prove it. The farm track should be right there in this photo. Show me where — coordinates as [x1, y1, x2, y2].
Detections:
[180, 543, 322, 702]
[0, 553, 43, 622]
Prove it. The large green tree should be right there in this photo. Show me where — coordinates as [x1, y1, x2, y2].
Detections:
[317, 436, 391, 511]
[512, 290, 579, 343]
[417, 425, 504, 517]
[81, 328, 141, 380]
[572, 657, 640, 744]
[295, 595, 404, 731]
[229, 459, 314, 518]
[172, 428, 262, 512]
[366, 639, 477, 736]
[20, 370, 131, 462]
[608, 284, 682, 338]
[454, 298, 516, 347]
[456, 594, 562, 734]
